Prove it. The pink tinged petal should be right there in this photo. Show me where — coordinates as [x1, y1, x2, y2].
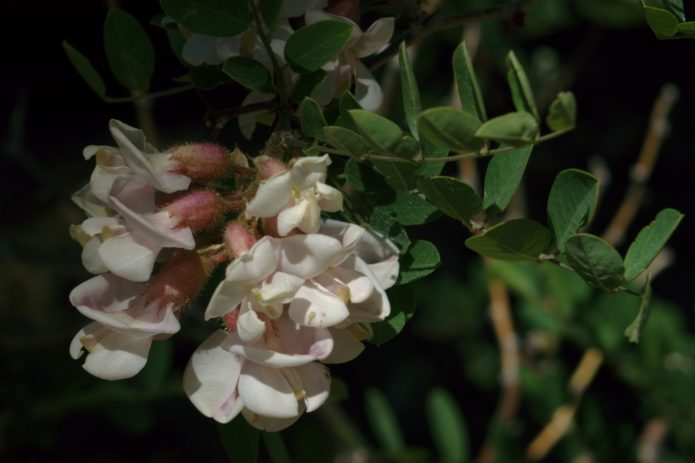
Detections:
[275, 315, 334, 360]
[246, 171, 292, 218]
[70, 273, 146, 314]
[83, 330, 153, 380]
[228, 343, 319, 368]
[328, 266, 374, 303]
[295, 363, 331, 412]
[273, 234, 344, 279]
[72, 183, 111, 217]
[288, 281, 350, 328]
[98, 233, 159, 282]
[315, 182, 343, 212]
[109, 176, 156, 215]
[290, 155, 331, 190]
[354, 60, 383, 112]
[238, 361, 301, 418]
[237, 302, 267, 344]
[242, 409, 300, 432]
[82, 237, 108, 274]
[182, 34, 226, 66]
[89, 165, 133, 204]
[109, 119, 190, 193]
[205, 282, 246, 320]
[183, 331, 245, 423]
[81, 217, 121, 236]
[321, 328, 365, 364]
[353, 18, 395, 58]
[254, 271, 305, 305]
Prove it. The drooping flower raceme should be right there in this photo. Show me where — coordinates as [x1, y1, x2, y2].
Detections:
[69, 120, 401, 431]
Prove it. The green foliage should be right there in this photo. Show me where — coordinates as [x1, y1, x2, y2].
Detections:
[625, 276, 653, 343]
[642, 0, 694, 39]
[365, 388, 405, 452]
[262, 432, 293, 463]
[564, 234, 624, 291]
[506, 51, 539, 119]
[284, 20, 353, 72]
[63, 41, 106, 98]
[323, 126, 368, 160]
[398, 240, 441, 284]
[546, 91, 577, 132]
[291, 70, 327, 102]
[398, 41, 422, 139]
[453, 41, 487, 121]
[219, 419, 261, 463]
[417, 176, 482, 228]
[417, 107, 483, 152]
[259, 0, 283, 33]
[372, 192, 439, 226]
[104, 9, 155, 94]
[160, 0, 252, 36]
[222, 57, 272, 92]
[372, 285, 417, 345]
[349, 110, 406, 156]
[547, 169, 599, 252]
[426, 388, 471, 463]
[299, 98, 327, 141]
[624, 208, 683, 281]
[465, 219, 551, 261]
[475, 112, 538, 146]
[482, 145, 533, 217]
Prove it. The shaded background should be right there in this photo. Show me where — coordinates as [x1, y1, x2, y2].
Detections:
[3, 0, 695, 461]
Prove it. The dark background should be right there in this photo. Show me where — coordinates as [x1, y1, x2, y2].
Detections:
[3, 0, 694, 461]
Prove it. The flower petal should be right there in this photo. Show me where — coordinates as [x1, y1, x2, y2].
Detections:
[353, 18, 395, 58]
[321, 327, 365, 364]
[183, 331, 245, 423]
[98, 233, 159, 282]
[205, 281, 246, 320]
[315, 182, 343, 212]
[238, 361, 301, 418]
[237, 301, 267, 344]
[354, 60, 383, 112]
[273, 234, 344, 279]
[295, 363, 331, 413]
[242, 409, 300, 432]
[182, 34, 227, 66]
[246, 171, 292, 218]
[70, 273, 146, 314]
[255, 271, 305, 305]
[82, 237, 108, 274]
[290, 155, 330, 190]
[82, 330, 153, 380]
[288, 281, 350, 328]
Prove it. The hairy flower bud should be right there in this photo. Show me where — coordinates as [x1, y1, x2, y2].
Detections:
[145, 253, 208, 310]
[164, 190, 224, 233]
[255, 155, 287, 180]
[170, 143, 230, 182]
[224, 221, 258, 257]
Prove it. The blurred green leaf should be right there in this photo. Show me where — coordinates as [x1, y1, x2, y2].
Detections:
[300, 97, 327, 141]
[349, 109, 404, 155]
[643, 6, 679, 38]
[399, 41, 421, 139]
[418, 107, 483, 152]
[262, 432, 292, 463]
[222, 57, 272, 92]
[547, 169, 599, 252]
[104, 9, 155, 93]
[565, 233, 624, 291]
[663, 0, 685, 21]
[625, 276, 653, 343]
[624, 208, 683, 281]
[546, 91, 577, 132]
[285, 20, 352, 72]
[465, 219, 551, 261]
[160, 0, 252, 36]
[398, 240, 440, 284]
[323, 126, 368, 159]
[219, 419, 260, 463]
[291, 69, 326, 102]
[259, 0, 283, 33]
[328, 377, 349, 403]
[373, 192, 439, 226]
[63, 41, 107, 98]
[475, 112, 538, 146]
[365, 388, 405, 452]
[506, 51, 538, 119]
[139, 339, 173, 389]
[417, 176, 482, 227]
[426, 387, 470, 463]
[372, 284, 416, 345]
[453, 41, 486, 121]
[483, 145, 533, 217]
[676, 21, 695, 35]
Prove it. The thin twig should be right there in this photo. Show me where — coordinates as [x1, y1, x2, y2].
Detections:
[637, 419, 668, 463]
[601, 83, 679, 247]
[476, 277, 521, 463]
[526, 348, 604, 461]
[103, 84, 194, 103]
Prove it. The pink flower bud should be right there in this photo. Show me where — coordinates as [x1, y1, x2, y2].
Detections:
[255, 156, 287, 180]
[170, 143, 230, 182]
[327, 0, 358, 21]
[224, 221, 258, 257]
[145, 254, 207, 310]
[164, 190, 224, 233]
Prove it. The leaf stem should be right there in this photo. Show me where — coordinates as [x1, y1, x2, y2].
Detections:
[103, 84, 194, 103]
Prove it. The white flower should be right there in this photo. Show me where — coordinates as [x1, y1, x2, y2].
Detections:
[246, 155, 343, 236]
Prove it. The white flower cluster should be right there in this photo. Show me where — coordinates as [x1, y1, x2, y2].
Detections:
[69, 121, 400, 431]
[180, 0, 394, 136]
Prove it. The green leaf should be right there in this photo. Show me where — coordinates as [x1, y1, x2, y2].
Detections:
[370, 208, 411, 251]
[218, 419, 260, 463]
[323, 126, 368, 159]
[453, 41, 486, 121]
[565, 233, 625, 291]
[290, 69, 326, 102]
[336, 90, 362, 131]
[344, 159, 389, 193]
[418, 107, 483, 152]
[222, 57, 272, 92]
[643, 6, 679, 38]
[676, 21, 695, 36]
[371, 160, 419, 191]
[160, 0, 252, 36]
[165, 28, 187, 65]
[364, 388, 405, 452]
[475, 112, 538, 146]
[284, 20, 353, 72]
[417, 176, 482, 226]
[506, 51, 538, 119]
[465, 219, 551, 261]
[104, 9, 155, 93]
[547, 169, 599, 252]
[625, 276, 653, 343]
[259, 0, 283, 33]
[373, 192, 439, 226]
[300, 97, 327, 141]
[139, 339, 172, 388]
[371, 285, 416, 345]
[624, 208, 683, 281]
[663, 0, 685, 21]
[546, 91, 577, 132]
[190, 64, 230, 90]
[483, 145, 533, 217]
[398, 42, 421, 138]
[63, 41, 107, 98]
[417, 138, 449, 177]
[397, 240, 440, 284]
[426, 388, 470, 463]
[262, 432, 292, 463]
[349, 109, 404, 154]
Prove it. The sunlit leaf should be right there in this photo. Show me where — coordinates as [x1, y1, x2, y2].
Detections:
[465, 219, 550, 261]
[417, 176, 482, 227]
[475, 112, 538, 146]
[418, 107, 483, 152]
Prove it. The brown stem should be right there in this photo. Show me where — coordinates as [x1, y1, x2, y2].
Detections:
[601, 84, 679, 247]
[637, 419, 668, 463]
